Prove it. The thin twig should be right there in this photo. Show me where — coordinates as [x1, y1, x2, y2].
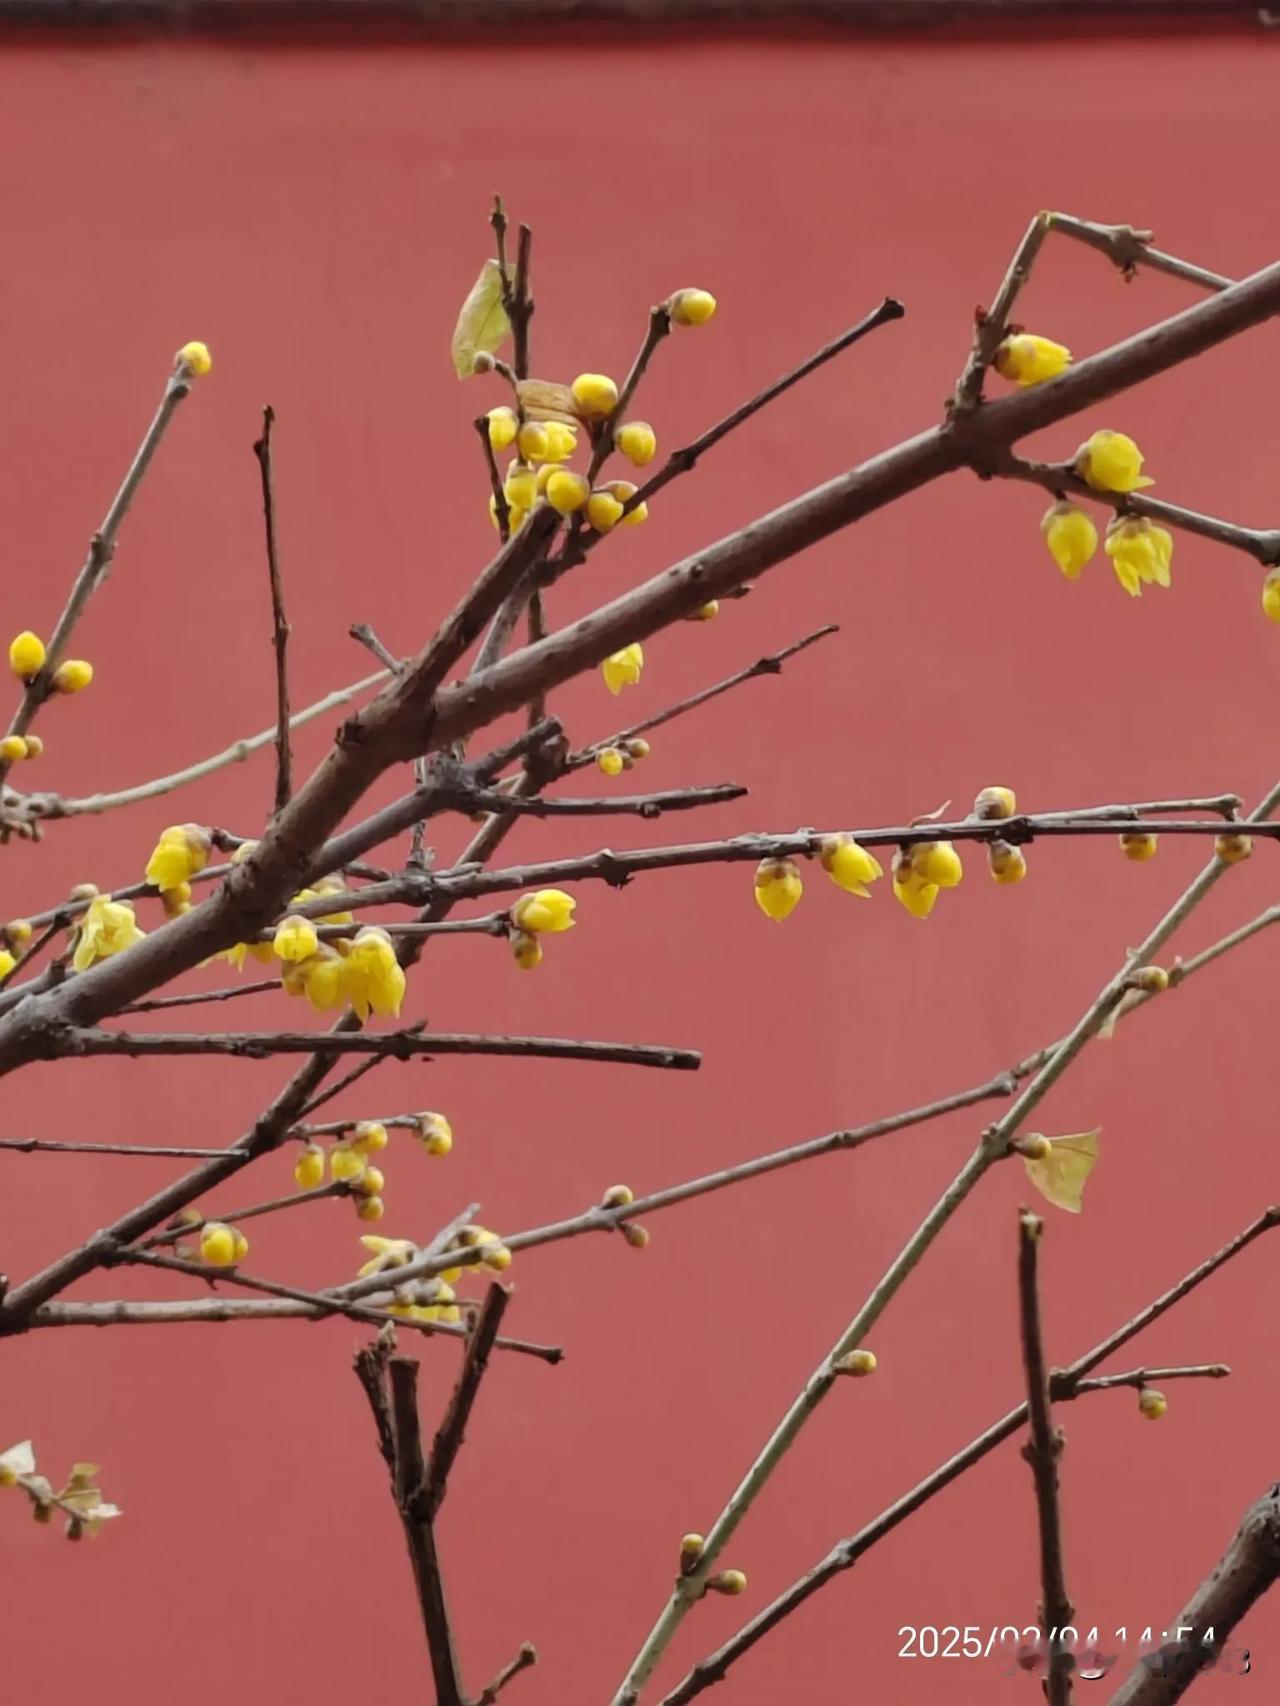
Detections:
[138, 1181, 348, 1248]
[0, 1136, 236, 1158]
[118, 979, 280, 1015]
[953, 211, 1053, 411]
[477, 1644, 538, 1706]
[1017, 1209, 1074, 1706]
[253, 405, 293, 814]
[427, 1283, 510, 1515]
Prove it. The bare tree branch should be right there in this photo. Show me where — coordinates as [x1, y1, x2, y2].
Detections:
[252, 405, 293, 814]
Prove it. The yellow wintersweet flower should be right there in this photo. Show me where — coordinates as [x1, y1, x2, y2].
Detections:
[1262, 570, 1280, 624]
[1041, 502, 1098, 580]
[974, 785, 1017, 820]
[1120, 832, 1158, 862]
[145, 823, 212, 893]
[993, 334, 1072, 387]
[0, 736, 28, 762]
[510, 929, 542, 970]
[571, 373, 619, 418]
[819, 835, 883, 898]
[199, 1222, 240, 1267]
[604, 480, 647, 527]
[602, 643, 643, 695]
[541, 421, 578, 462]
[330, 1143, 367, 1184]
[516, 420, 549, 461]
[356, 1197, 386, 1222]
[353, 1121, 389, 1154]
[504, 461, 538, 512]
[417, 1111, 453, 1155]
[293, 1144, 325, 1191]
[176, 341, 213, 376]
[1216, 832, 1252, 864]
[273, 914, 320, 964]
[52, 660, 93, 694]
[356, 1235, 417, 1279]
[0, 949, 16, 980]
[1138, 1388, 1168, 1420]
[295, 947, 345, 1010]
[670, 289, 717, 327]
[754, 857, 803, 921]
[615, 421, 657, 467]
[486, 406, 518, 452]
[72, 895, 145, 972]
[489, 495, 528, 534]
[512, 889, 576, 934]
[21, 735, 42, 760]
[587, 490, 626, 532]
[910, 841, 963, 888]
[545, 470, 590, 515]
[1105, 516, 1172, 598]
[343, 927, 406, 1021]
[892, 853, 939, 920]
[988, 840, 1028, 884]
[354, 1165, 385, 1198]
[8, 630, 45, 680]
[597, 747, 626, 777]
[1074, 431, 1154, 494]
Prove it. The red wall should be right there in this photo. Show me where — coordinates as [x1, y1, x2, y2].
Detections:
[0, 22, 1277, 1705]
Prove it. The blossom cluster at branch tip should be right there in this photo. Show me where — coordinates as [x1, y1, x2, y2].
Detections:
[1105, 516, 1172, 598]
[8, 629, 46, 680]
[1074, 430, 1153, 493]
[1041, 502, 1097, 580]
[1138, 1387, 1167, 1420]
[175, 341, 213, 376]
[199, 1221, 248, 1267]
[1120, 831, 1158, 862]
[993, 333, 1072, 387]
[602, 643, 644, 695]
[72, 893, 146, 972]
[669, 289, 717, 328]
[357, 1236, 462, 1323]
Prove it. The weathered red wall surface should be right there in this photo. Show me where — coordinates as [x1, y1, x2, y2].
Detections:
[0, 21, 1277, 1705]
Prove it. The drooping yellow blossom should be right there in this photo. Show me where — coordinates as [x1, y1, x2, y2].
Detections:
[988, 840, 1028, 885]
[0, 950, 17, 981]
[1120, 832, 1158, 862]
[145, 823, 212, 893]
[615, 421, 657, 467]
[1074, 430, 1154, 493]
[670, 289, 717, 327]
[343, 927, 406, 1021]
[587, 490, 626, 532]
[819, 835, 883, 898]
[910, 840, 963, 888]
[72, 895, 146, 972]
[597, 747, 626, 777]
[973, 785, 1017, 820]
[545, 470, 590, 515]
[354, 1165, 385, 1199]
[512, 889, 576, 934]
[504, 461, 538, 512]
[330, 1143, 367, 1184]
[52, 660, 93, 694]
[356, 1236, 417, 1279]
[8, 631, 46, 680]
[298, 946, 346, 1011]
[1041, 502, 1098, 580]
[0, 736, 28, 762]
[993, 333, 1072, 387]
[1105, 516, 1173, 597]
[199, 1222, 244, 1267]
[511, 929, 542, 969]
[273, 914, 320, 964]
[892, 852, 939, 920]
[417, 1112, 453, 1156]
[1215, 832, 1252, 864]
[602, 643, 643, 695]
[1138, 1388, 1168, 1420]
[356, 1196, 386, 1221]
[1261, 569, 1280, 624]
[293, 1144, 326, 1191]
[516, 420, 549, 461]
[353, 1121, 389, 1154]
[571, 373, 619, 418]
[176, 341, 213, 376]
[486, 406, 518, 452]
[603, 480, 648, 527]
[754, 857, 803, 921]
[541, 421, 578, 462]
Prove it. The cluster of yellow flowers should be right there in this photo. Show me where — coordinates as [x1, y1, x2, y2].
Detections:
[198, 1220, 250, 1267]
[4, 629, 94, 765]
[1039, 431, 1172, 600]
[508, 886, 575, 970]
[292, 1112, 453, 1223]
[356, 1220, 511, 1324]
[596, 736, 650, 778]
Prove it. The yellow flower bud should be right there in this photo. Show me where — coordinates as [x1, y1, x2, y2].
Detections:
[819, 835, 883, 898]
[604, 480, 647, 527]
[602, 643, 643, 695]
[587, 490, 626, 532]
[1138, 1387, 1167, 1420]
[516, 420, 549, 461]
[1105, 516, 1172, 598]
[597, 747, 626, 777]
[834, 1349, 877, 1376]
[754, 857, 803, 922]
[615, 420, 657, 467]
[330, 1144, 367, 1183]
[356, 1195, 386, 1222]
[176, 341, 213, 376]
[353, 1121, 389, 1154]
[625, 738, 650, 760]
[974, 785, 1017, 820]
[993, 333, 1072, 387]
[199, 1222, 239, 1267]
[1216, 832, 1252, 864]
[504, 461, 538, 511]
[680, 1533, 706, 1569]
[20, 735, 42, 759]
[273, 914, 320, 963]
[1120, 832, 1158, 862]
[910, 841, 963, 888]
[0, 736, 28, 762]
[622, 1222, 650, 1248]
[545, 470, 590, 515]
[294, 1144, 326, 1191]
[9, 631, 46, 680]
[145, 823, 212, 892]
[687, 600, 719, 622]
[987, 840, 1027, 884]
[571, 373, 619, 418]
[52, 659, 93, 694]
[231, 1229, 249, 1261]
[1262, 569, 1280, 625]
[512, 888, 576, 934]
[486, 406, 518, 452]
[707, 1569, 747, 1595]
[355, 1165, 386, 1198]
[4, 919, 33, 947]
[417, 1111, 454, 1156]
[511, 929, 542, 970]
[602, 1184, 634, 1207]
[1132, 965, 1169, 993]
[1075, 430, 1154, 494]
[670, 289, 717, 327]
[892, 852, 939, 920]
[540, 421, 578, 462]
[1041, 502, 1097, 580]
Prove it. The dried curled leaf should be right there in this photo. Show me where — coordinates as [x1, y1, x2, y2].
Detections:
[516, 377, 580, 425]
[451, 259, 511, 379]
[1024, 1128, 1100, 1214]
